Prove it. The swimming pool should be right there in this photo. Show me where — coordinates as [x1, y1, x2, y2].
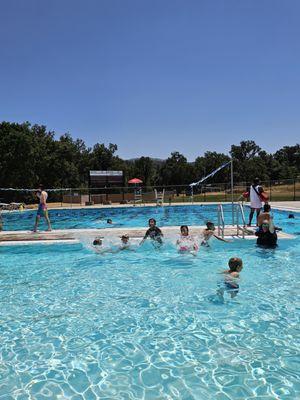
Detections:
[1, 230, 299, 399]
[1, 204, 298, 232]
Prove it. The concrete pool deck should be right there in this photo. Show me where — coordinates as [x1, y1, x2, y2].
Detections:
[0, 225, 295, 245]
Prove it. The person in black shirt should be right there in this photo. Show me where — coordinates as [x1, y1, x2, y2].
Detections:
[140, 218, 163, 245]
[255, 219, 277, 248]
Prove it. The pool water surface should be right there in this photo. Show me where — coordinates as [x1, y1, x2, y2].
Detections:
[1, 229, 299, 399]
[1, 204, 298, 232]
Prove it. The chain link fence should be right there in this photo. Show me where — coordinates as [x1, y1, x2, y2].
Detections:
[0, 179, 299, 209]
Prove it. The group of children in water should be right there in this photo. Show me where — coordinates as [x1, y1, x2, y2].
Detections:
[92, 204, 285, 300]
[92, 217, 228, 253]
[92, 217, 243, 300]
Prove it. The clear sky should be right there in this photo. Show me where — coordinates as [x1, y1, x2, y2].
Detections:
[1, 0, 299, 160]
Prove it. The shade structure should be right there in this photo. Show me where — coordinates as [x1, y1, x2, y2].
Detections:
[128, 178, 143, 184]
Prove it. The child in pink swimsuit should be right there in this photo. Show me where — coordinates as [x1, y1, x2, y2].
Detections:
[177, 225, 199, 253]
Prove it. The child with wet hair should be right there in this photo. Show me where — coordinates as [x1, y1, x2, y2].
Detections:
[92, 238, 104, 253]
[224, 257, 243, 277]
[218, 257, 243, 299]
[201, 221, 230, 246]
[93, 238, 102, 246]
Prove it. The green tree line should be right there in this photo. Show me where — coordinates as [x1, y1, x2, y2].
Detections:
[0, 121, 299, 189]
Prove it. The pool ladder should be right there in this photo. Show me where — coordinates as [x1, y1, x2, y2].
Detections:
[217, 204, 225, 238]
[217, 203, 247, 239]
[235, 202, 247, 238]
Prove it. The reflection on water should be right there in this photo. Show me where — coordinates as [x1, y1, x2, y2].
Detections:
[0, 236, 300, 399]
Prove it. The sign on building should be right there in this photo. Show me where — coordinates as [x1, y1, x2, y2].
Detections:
[89, 171, 124, 187]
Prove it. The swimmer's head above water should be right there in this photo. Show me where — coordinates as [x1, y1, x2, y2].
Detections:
[228, 257, 243, 272]
[148, 218, 156, 227]
[93, 238, 102, 246]
[206, 221, 215, 231]
[121, 234, 129, 244]
[261, 220, 271, 232]
[180, 225, 189, 236]
[107, 219, 113, 224]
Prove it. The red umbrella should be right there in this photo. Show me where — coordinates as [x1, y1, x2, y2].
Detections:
[128, 178, 143, 184]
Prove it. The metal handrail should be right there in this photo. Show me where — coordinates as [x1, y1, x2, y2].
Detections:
[235, 202, 247, 238]
[217, 204, 225, 238]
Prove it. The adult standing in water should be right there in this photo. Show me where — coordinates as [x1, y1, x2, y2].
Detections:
[248, 178, 263, 226]
[33, 184, 52, 232]
[255, 219, 278, 248]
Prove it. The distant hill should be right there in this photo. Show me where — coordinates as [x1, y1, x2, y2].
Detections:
[126, 157, 166, 165]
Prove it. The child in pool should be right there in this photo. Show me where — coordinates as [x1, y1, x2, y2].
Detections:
[93, 238, 102, 246]
[218, 257, 243, 299]
[201, 221, 231, 247]
[176, 225, 199, 254]
[92, 238, 104, 253]
[140, 218, 163, 246]
[119, 234, 133, 250]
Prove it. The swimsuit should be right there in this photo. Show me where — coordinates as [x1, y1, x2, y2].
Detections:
[36, 191, 48, 217]
[224, 281, 239, 291]
[178, 236, 198, 252]
[256, 229, 278, 247]
[37, 203, 47, 217]
[144, 226, 163, 243]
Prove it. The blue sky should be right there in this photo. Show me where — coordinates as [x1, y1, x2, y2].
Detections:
[1, 0, 299, 160]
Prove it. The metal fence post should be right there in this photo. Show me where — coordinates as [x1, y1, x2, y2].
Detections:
[294, 179, 296, 201]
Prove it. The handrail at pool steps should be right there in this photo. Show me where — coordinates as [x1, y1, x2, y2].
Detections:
[235, 202, 246, 238]
[217, 204, 225, 238]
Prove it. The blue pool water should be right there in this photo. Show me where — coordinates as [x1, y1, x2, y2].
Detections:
[1, 204, 299, 232]
[0, 208, 300, 400]
[1, 223, 300, 399]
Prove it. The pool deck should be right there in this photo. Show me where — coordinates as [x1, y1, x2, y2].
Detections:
[0, 225, 295, 245]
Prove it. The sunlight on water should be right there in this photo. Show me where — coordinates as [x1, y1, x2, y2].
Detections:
[1, 226, 299, 399]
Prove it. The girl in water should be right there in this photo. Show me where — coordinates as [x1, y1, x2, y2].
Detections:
[176, 225, 199, 254]
[201, 221, 231, 247]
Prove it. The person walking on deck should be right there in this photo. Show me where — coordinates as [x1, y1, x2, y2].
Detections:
[33, 184, 52, 232]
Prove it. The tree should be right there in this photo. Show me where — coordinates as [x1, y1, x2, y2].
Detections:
[131, 157, 156, 187]
[194, 151, 230, 184]
[274, 145, 300, 178]
[159, 152, 194, 187]
[230, 140, 269, 182]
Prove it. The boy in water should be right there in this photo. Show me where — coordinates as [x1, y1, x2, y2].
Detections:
[218, 257, 243, 299]
[93, 238, 102, 246]
[119, 234, 132, 250]
[257, 204, 282, 231]
[92, 238, 103, 253]
[140, 218, 163, 245]
[201, 221, 230, 246]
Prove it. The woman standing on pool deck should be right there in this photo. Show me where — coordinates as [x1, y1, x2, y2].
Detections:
[248, 177, 264, 226]
[33, 184, 52, 232]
